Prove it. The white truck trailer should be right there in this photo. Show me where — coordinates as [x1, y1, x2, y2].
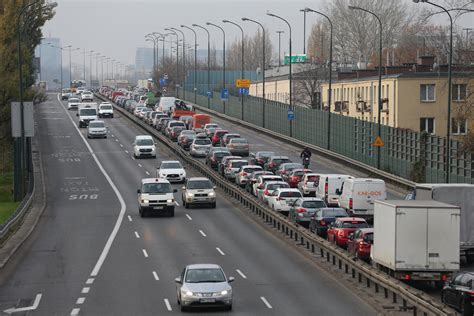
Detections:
[372, 200, 460, 284]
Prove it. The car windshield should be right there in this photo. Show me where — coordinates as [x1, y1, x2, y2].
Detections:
[141, 182, 172, 194]
[69, 98, 79, 103]
[80, 109, 96, 115]
[244, 167, 262, 173]
[273, 158, 290, 164]
[89, 122, 105, 128]
[187, 180, 213, 189]
[136, 139, 154, 146]
[302, 201, 326, 208]
[307, 175, 319, 181]
[292, 171, 304, 176]
[170, 122, 184, 127]
[215, 152, 230, 158]
[322, 209, 348, 217]
[181, 131, 195, 135]
[280, 191, 302, 198]
[100, 105, 112, 110]
[195, 139, 211, 145]
[231, 161, 247, 168]
[284, 163, 303, 170]
[231, 138, 247, 144]
[342, 221, 369, 228]
[161, 162, 182, 169]
[258, 152, 274, 158]
[185, 268, 226, 283]
[267, 183, 289, 190]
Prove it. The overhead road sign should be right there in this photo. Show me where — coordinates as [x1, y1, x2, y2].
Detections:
[235, 79, 251, 88]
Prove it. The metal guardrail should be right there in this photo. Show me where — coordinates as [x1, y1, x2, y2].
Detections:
[96, 93, 454, 316]
[0, 163, 35, 240]
[189, 103, 417, 191]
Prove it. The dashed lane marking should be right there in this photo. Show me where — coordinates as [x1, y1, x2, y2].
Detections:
[216, 247, 225, 256]
[236, 269, 247, 279]
[127, 215, 132, 222]
[86, 278, 94, 284]
[135, 231, 140, 238]
[76, 297, 85, 305]
[81, 287, 90, 294]
[186, 214, 192, 220]
[153, 271, 160, 281]
[260, 297, 273, 309]
[199, 230, 207, 237]
[164, 299, 172, 311]
[142, 249, 149, 258]
[70, 308, 80, 316]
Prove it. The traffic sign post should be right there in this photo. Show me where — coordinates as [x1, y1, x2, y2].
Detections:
[373, 136, 384, 147]
[235, 79, 251, 88]
[238, 88, 249, 95]
[206, 91, 213, 98]
[287, 109, 295, 121]
[220, 88, 229, 101]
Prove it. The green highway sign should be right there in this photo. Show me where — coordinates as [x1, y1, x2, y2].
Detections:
[284, 54, 307, 65]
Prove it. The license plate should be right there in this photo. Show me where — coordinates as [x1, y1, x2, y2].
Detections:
[200, 298, 215, 303]
[153, 206, 164, 210]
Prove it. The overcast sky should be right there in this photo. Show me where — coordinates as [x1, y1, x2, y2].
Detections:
[42, 0, 473, 66]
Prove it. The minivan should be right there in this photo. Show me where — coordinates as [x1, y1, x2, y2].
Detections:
[337, 178, 386, 217]
[316, 174, 353, 206]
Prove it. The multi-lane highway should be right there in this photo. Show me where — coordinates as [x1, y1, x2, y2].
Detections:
[0, 94, 378, 315]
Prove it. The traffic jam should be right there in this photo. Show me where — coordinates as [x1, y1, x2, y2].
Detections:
[61, 84, 474, 314]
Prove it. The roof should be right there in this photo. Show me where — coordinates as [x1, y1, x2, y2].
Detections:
[187, 177, 211, 182]
[300, 197, 324, 201]
[377, 200, 460, 209]
[141, 178, 170, 184]
[336, 217, 367, 222]
[135, 135, 153, 139]
[161, 160, 180, 164]
[187, 263, 221, 270]
[328, 71, 474, 85]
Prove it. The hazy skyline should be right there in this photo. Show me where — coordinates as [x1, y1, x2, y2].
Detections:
[42, 0, 473, 66]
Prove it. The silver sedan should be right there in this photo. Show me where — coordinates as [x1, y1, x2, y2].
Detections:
[176, 264, 234, 311]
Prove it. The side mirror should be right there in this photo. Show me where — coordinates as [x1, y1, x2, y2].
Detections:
[175, 277, 182, 284]
[137, 189, 141, 194]
[335, 189, 341, 195]
[182, 186, 186, 190]
[173, 189, 178, 193]
[76, 113, 79, 117]
[213, 186, 217, 189]
[228, 276, 235, 283]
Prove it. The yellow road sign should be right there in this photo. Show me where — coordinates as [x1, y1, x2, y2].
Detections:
[235, 79, 251, 88]
[373, 136, 385, 147]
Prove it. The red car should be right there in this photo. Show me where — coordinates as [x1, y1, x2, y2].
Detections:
[211, 129, 228, 146]
[327, 217, 368, 248]
[347, 228, 374, 261]
[286, 169, 312, 188]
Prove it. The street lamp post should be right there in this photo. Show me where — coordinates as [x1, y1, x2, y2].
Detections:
[89, 50, 94, 87]
[276, 31, 284, 67]
[349, 6, 383, 170]
[171, 28, 186, 99]
[306, 8, 333, 150]
[413, 0, 454, 183]
[181, 25, 198, 104]
[300, 8, 309, 55]
[267, 12, 293, 137]
[223, 20, 245, 119]
[206, 22, 226, 113]
[242, 17, 266, 127]
[193, 24, 211, 108]
[165, 28, 180, 97]
[145, 35, 157, 72]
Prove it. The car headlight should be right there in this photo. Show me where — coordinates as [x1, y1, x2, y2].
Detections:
[186, 192, 194, 197]
[220, 290, 228, 295]
[141, 199, 149, 203]
[185, 291, 193, 296]
[167, 199, 174, 203]
[209, 192, 216, 197]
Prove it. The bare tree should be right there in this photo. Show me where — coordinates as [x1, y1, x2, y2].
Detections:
[293, 63, 327, 108]
[226, 28, 273, 72]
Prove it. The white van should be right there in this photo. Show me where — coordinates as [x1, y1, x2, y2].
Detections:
[154, 97, 176, 114]
[316, 174, 353, 206]
[337, 178, 386, 217]
[77, 103, 98, 128]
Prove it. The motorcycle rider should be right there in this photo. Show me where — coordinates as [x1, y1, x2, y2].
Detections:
[300, 147, 312, 168]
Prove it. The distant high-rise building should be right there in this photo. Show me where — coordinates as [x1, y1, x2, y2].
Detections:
[135, 47, 154, 75]
[35, 38, 62, 90]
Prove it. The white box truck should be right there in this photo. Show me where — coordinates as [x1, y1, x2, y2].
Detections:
[413, 184, 474, 262]
[372, 200, 460, 284]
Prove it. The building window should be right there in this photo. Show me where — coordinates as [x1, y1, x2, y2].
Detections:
[420, 118, 435, 134]
[420, 84, 435, 102]
[452, 118, 467, 135]
[452, 84, 467, 101]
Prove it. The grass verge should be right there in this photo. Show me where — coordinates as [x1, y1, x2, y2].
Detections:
[0, 172, 17, 225]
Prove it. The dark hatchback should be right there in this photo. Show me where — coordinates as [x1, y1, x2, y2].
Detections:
[442, 272, 474, 315]
[309, 207, 349, 237]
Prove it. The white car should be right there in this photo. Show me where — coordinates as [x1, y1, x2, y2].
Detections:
[190, 138, 212, 157]
[67, 97, 80, 110]
[137, 178, 176, 217]
[133, 135, 156, 158]
[298, 173, 324, 196]
[61, 88, 71, 100]
[235, 165, 263, 187]
[98, 103, 114, 118]
[252, 175, 283, 197]
[259, 181, 290, 204]
[87, 120, 107, 139]
[267, 188, 303, 214]
[81, 92, 94, 102]
[157, 160, 186, 183]
[134, 106, 146, 116]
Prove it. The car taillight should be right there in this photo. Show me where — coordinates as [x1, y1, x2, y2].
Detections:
[259, 184, 264, 189]
[282, 170, 287, 174]
[242, 172, 247, 176]
[258, 159, 264, 163]
[325, 182, 328, 194]
[320, 220, 326, 226]
[404, 274, 411, 281]
[441, 274, 448, 281]
[269, 162, 275, 167]
[337, 230, 345, 237]
[296, 208, 306, 213]
[349, 198, 353, 209]
[264, 189, 269, 196]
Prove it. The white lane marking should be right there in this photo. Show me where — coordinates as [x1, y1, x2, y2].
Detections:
[76, 297, 85, 305]
[164, 299, 172, 311]
[186, 214, 192, 220]
[125, 150, 129, 154]
[111, 134, 115, 137]
[3, 293, 42, 314]
[145, 171, 150, 175]
[216, 247, 225, 256]
[134, 231, 140, 239]
[153, 271, 160, 281]
[57, 94, 127, 279]
[120, 144, 124, 147]
[138, 163, 142, 168]
[132, 156, 136, 160]
[260, 297, 273, 309]
[175, 201, 179, 206]
[142, 249, 149, 258]
[199, 230, 207, 237]
[86, 278, 94, 284]
[127, 215, 132, 222]
[115, 139, 119, 142]
[236, 269, 247, 279]
[81, 287, 90, 294]
[70, 308, 80, 316]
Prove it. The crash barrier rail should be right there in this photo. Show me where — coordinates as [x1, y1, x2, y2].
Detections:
[185, 99, 416, 192]
[96, 93, 455, 316]
[178, 87, 474, 186]
[0, 161, 35, 240]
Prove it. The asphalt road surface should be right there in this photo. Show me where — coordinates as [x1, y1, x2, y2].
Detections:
[0, 94, 377, 315]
